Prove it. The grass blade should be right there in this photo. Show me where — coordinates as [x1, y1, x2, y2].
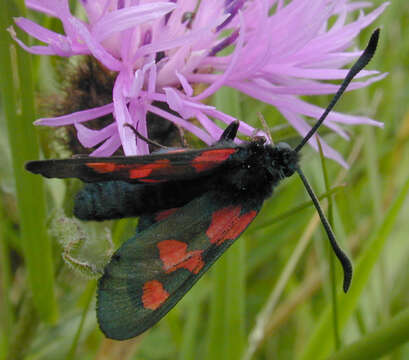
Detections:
[0, 1, 57, 322]
[329, 308, 409, 360]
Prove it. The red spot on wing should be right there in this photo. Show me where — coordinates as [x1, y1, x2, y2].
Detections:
[142, 280, 169, 310]
[157, 240, 204, 274]
[87, 162, 117, 173]
[192, 149, 236, 172]
[87, 160, 173, 180]
[155, 208, 179, 222]
[129, 159, 171, 179]
[206, 206, 257, 245]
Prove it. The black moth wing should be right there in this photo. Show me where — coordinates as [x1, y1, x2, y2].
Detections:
[25, 145, 239, 184]
[97, 190, 261, 340]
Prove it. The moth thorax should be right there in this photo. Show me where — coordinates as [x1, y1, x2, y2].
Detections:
[268, 143, 299, 181]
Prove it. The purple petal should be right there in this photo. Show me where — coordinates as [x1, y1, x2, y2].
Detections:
[131, 13, 228, 61]
[176, 71, 193, 97]
[92, 2, 177, 42]
[26, 0, 58, 16]
[217, 0, 247, 31]
[147, 103, 213, 144]
[25, 0, 68, 17]
[148, 63, 158, 95]
[9, 22, 74, 56]
[231, 82, 383, 127]
[34, 103, 114, 126]
[194, 11, 245, 101]
[112, 72, 138, 155]
[74, 122, 116, 148]
[205, 108, 256, 137]
[69, 17, 123, 70]
[89, 135, 122, 157]
[14, 17, 68, 46]
[196, 112, 224, 141]
[280, 108, 349, 168]
[128, 69, 144, 98]
[209, 29, 239, 56]
[228, 72, 387, 96]
[260, 66, 379, 80]
[131, 102, 149, 155]
[165, 88, 217, 120]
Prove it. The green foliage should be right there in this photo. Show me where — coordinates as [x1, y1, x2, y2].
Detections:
[1, 1, 409, 359]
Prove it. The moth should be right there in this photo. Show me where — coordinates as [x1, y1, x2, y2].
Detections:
[26, 30, 379, 340]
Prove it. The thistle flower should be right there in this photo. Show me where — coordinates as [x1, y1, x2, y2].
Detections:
[11, 0, 387, 166]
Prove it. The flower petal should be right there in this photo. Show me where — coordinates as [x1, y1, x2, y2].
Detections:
[194, 11, 245, 101]
[92, 2, 177, 42]
[89, 135, 122, 157]
[113, 73, 138, 155]
[68, 17, 123, 70]
[34, 103, 114, 126]
[147, 103, 213, 144]
[280, 108, 349, 168]
[74, 122, 116, 148]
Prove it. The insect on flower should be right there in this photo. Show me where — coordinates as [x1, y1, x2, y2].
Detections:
[26, 30, 380, 340]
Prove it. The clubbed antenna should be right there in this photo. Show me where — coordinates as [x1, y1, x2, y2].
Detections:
[294, 29, 380, 153]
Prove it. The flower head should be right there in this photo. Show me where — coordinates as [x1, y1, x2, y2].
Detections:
[12, 0, 388, 165]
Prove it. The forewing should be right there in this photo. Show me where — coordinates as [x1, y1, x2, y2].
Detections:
[25, 147, 238, 183]
[97, 191, 261, 340]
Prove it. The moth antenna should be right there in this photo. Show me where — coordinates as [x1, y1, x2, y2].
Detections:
[296, 166, 352, 292]
[294, 29, 380, 153]
[257, 112, 274, 145]
[124, 123, 170, 150]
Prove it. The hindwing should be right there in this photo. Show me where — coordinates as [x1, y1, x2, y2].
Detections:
[97, 191, 261, 340]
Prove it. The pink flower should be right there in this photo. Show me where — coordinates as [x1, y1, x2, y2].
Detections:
[11, 0, 388, 166]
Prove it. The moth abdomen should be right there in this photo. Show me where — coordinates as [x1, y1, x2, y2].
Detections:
[74, 181, 145, 221]
[73, 177, 212, 222]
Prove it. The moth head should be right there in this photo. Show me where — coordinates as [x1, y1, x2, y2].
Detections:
[268, 142, 299, 179]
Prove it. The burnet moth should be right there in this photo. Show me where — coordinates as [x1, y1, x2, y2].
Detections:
[26, 30, 379, 340]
